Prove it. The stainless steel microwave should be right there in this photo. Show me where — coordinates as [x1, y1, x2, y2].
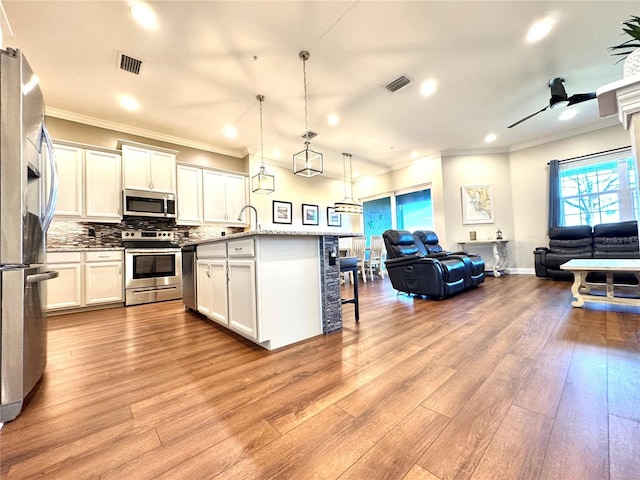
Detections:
[123, 189, 176, 218]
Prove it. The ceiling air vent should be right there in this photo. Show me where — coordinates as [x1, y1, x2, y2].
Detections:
[302, 131, 318, 140]
[384, 75, 412, 93]
[118, 52, 143, 75]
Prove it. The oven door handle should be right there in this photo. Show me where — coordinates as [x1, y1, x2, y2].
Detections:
[125, 248, 180, 254]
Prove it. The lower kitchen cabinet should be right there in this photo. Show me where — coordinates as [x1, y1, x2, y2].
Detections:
[195, 235, 321, 350]
[46, 250, 124, 311]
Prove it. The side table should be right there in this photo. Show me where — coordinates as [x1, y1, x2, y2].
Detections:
[457, 239, 510, 277]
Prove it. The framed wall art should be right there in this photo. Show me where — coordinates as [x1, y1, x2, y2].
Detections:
[461, 185, 494, 224]
[272, 200, 293, 224]
[327, 207, 341, 227]
[302, 204, 319, 226]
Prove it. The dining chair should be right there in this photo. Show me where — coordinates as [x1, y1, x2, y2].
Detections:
[365, 235, 385, 281]
[349, 236, 368, 283]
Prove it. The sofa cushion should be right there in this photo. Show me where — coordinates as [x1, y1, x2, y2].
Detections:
[593, 220, 639, 257]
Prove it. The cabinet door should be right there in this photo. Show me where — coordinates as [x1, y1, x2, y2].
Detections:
[196, 260, 213, 317]
[85, 150, 122, 221]
[84, 261, 123, 305]
[53, 144, 83, 217]
[228, 259, 257, 339]
[150, 151, 176, 193]
[202, 170, 226, 222]
[176, 165, 203, 225]
[225, 174, 248, 225]
[122, 145, 151, 191]
[46, 263, 82, 310]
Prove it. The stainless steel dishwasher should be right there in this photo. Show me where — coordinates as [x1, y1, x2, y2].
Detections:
[181, 244, 196, 311]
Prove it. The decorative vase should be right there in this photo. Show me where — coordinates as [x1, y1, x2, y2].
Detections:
[623, 48, 640, 77]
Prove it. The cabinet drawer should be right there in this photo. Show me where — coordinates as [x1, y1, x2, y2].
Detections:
[228, 239, 254, 257]
[198, 242, 227, 258]
[46, 251, 82, 263]
[85, 250, 123, 262]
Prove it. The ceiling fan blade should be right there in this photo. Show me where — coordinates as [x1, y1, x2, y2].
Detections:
[507, 105, 549, 128]
[567, 92, 597, 106]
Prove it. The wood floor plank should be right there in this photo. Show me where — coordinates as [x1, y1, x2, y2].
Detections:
[1, 276, 637, 479]
[609, 414, 640, 480]
[607, 340, 640, 422]
[469, 405, 553, 480]
[417, 354, 533, 480]
[337, 406, 449, 480]
[538, 357, 609, 480]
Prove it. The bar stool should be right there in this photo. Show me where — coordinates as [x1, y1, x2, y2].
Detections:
[339, 256, 359, 322]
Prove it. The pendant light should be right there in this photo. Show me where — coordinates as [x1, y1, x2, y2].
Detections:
[251, 95, 275, 194]
[293, 50, 323, 177]
[334, 153, 363, 215]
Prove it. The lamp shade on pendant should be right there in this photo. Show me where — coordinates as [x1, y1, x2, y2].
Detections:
[334, 152, 362, 215]
[251, 94, 275, 194]
[293, 141, 323, 177]
[252, 164, 275, 194]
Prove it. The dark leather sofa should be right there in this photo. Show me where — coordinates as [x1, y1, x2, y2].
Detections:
[534, 220, 639, 281]
[382, 229, 485, 299]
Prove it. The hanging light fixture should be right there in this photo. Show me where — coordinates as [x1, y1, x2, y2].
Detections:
[293, 50, 323, 177]
[334, 153, 363, 215]
[251, 95, 275, 194]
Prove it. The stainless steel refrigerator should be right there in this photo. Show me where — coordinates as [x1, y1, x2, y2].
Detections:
[0, 48, 58, 423]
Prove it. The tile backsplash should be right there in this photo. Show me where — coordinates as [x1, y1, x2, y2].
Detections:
[47, 219, 243, 250]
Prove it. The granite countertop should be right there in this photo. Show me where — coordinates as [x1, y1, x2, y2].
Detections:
[47, 246, 125, 252]
[188, 230, 364, 247]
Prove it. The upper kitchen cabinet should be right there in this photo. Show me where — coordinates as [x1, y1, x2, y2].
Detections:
[177, 165, 248, 226]
[53, 142, 122, 223]
[203, 170, 248, 224]
[120, 141, 177, 194]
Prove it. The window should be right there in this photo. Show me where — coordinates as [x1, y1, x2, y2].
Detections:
[362, 186, 433, 243]
[559, 149, 638, 226]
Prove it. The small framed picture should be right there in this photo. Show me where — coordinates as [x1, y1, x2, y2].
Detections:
[272, 200, 293, 224]
[302, 204, 319, 226]
[327, 207, 341, 227]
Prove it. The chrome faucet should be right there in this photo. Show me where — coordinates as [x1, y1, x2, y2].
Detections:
[237, 204, 260, 230]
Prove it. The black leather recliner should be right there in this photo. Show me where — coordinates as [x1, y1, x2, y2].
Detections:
[382, 230, 483, 299]
[534, 225, 593, 280]
[413, 230, 485, 289]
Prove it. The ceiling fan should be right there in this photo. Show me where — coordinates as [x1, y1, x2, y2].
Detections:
[507, 77, 597, 128]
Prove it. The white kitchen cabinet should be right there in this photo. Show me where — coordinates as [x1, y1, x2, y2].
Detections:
[176, 165, 203, 225]
[53, 144, 83, 218]
[45, 252, 83, 310]
[178, 165, 247, 226]
[84, 251, 124, 305]
[46, 250, 124, 312]
[121, 142, 177, 194]
[197, 258, 228, 326]
[195, 234, 323, 350]
[53, 142, 121, 222]
[84, 150, 122, 221]
[202, 170, 247, 224]
[227, 259, 257, 339]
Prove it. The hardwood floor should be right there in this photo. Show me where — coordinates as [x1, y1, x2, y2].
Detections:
[1, 274, 639, 479]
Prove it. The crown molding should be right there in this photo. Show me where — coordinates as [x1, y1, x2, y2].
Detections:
[45, 107, 244, 158]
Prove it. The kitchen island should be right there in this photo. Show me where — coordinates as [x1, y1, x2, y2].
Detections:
[191, 230, 358, 350]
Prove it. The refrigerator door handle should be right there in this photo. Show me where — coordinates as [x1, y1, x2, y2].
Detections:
[26, 270, 59, 283]
[41, 124, 58, 232]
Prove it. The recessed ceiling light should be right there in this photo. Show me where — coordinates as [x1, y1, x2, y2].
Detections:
[327, 114, 339, 126]
[420, 79, 437, 97]
[119, 95, 139, 111]
[559, 109, 577, 121]
[410, 150, 421, 159]
[273, 149, 281, 159]
[129, 1, 158, 30]
[223, 124, 237, 138]
[527, 18, 553, 43]
[484, 133, 497, 143]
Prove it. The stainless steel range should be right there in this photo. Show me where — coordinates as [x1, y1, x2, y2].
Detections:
[122, 230, 182, 306]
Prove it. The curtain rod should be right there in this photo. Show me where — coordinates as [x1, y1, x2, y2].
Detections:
[547, 145, 632, 165]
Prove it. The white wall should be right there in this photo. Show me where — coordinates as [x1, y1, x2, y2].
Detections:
[441, 152, 513, 267]
[248, 156, 362, 233]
